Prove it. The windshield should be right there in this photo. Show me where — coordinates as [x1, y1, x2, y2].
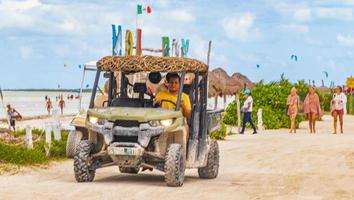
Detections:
[89, 71, 191, 110]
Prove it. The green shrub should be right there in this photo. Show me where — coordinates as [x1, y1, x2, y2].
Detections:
[223, 78, 308, 129]
[209, 122, 227, 140]
[0, 143, 48, 165]
[0, 130, 68, 166]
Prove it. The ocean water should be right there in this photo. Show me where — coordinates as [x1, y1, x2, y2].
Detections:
[0, 91, 234, 119]
[0, 91, 91, 119]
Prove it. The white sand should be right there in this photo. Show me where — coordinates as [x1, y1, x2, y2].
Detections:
[0, 115, 354, 199]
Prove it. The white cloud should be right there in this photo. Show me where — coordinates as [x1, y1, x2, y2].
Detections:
[274, 2, 353, 21]
[293, 8, 312, 21]
[166, 10, 195, 22]
[280, 24, 309, 33]
[19, 46, 33, 59]
[220, 12, 260, 41]
[336, 34, 354, 46]
[314, 7, 353, 20]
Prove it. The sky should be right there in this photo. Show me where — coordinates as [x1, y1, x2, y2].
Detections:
[1, 0, 354, 89]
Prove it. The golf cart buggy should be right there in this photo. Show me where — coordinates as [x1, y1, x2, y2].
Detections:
[72, 55, 223, 187]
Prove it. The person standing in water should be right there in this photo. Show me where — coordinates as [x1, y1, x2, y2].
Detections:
[6, 104, 22, 131]
[331, 86, 347, 134]
[58, 96, 65, 115]
[304, 86, 322, 133]
[287, 87, 300, 133]
[240, 89, 257, 134]
[46, 98, 53, 115]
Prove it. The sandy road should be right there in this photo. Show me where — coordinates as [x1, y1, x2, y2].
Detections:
[1, 115, 354, 200]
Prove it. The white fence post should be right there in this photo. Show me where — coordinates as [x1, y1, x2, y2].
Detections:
[257, 108, 263, 131]
[51, 109, 61, 140]
[25, 125, 33, 149]
[45, 122, 52, 156]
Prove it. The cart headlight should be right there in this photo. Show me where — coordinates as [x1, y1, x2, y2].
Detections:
[148, 120, 160, 127]
[89, 116, 99, 124]
[160, 119, 173, 127]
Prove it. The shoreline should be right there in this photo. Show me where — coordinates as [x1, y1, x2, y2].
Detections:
[0, 114, 77, 123]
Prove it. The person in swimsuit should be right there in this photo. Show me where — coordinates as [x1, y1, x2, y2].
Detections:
[6, 104, 22, 131]
[58, 96, 65, 115]
[46, 98, 53, 115]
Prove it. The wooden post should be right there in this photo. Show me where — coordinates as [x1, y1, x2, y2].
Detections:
[214, 95, 218, 110]
[223, 94, 227, 109]
[350, 91, 353, 115]
[257, 109, 263, 131]
[236, 93, 241, 133]
[45, 122, 52, 156]
[25, 125, 33, 149]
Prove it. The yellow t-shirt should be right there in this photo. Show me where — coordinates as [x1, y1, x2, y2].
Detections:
[155, 91, 191, 111]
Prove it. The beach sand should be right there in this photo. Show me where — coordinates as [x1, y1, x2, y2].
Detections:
[0, 115, 354, 199]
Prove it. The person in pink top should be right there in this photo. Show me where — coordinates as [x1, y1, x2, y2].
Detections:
[287, 87, 300, 133]
[331, 86, 347, 134]
[304, 86, 322, 133]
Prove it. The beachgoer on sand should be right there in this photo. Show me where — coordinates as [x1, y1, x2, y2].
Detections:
[59, 97, 65, 115]
[331, 86, 347, 134]
[287, 87, 300, 133]
[46, 98, 53, 115]
[304, 86, 322, 133]
[240, 89, 257, 134]
[6, 104, 22, 131]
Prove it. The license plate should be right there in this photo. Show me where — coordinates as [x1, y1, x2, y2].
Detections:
[124, 148, 133, 155]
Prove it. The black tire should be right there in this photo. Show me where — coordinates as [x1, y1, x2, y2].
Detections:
[119, 167, 140, 174]
[198, 140, 219, 179]
[66, 130, 83, 158]
[164, 144, 185, 187]
[74, 140, 96, 182]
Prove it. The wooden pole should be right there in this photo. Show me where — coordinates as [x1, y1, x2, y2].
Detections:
[223, 94, 227, 109]
[236, 93, 241, 133]
[214, 95, 218, 110]
[350, 91, 353, 115]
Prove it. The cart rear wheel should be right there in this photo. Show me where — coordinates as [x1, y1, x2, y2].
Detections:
[198, 140, 219, 179]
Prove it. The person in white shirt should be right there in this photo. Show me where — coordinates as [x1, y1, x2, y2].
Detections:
[331, 86, 347, 134]
[240, 89, 257, 134]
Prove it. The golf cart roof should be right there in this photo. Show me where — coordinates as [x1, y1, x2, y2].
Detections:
[96, 55, 208, 74]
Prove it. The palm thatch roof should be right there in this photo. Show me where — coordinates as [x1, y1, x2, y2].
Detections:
[231, 72, 255, 89]
[96, 55, 208, 73]
[208, 68, 243, 97]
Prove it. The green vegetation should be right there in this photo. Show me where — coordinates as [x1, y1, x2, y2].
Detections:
[224, 78, 308, 129]
[209, 122, 227, 140]
[0, 130, 68, 166]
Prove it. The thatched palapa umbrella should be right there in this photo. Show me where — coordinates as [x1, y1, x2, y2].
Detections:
[208, 68, 243, 109]
[231, 72, 255, 89]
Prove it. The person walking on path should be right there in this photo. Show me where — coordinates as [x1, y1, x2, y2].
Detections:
[46, 98, 53, 115]
[58, 96, 65, 115]
[287, 87, 300, 133]
[304, 86, 322, 133]
[240, 89, 257, 134]
[6, 104, 22, 132]
[331, 86, 347, 134]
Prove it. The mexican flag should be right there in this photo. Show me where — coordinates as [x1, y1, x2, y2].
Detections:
[137, 4, 152, 14]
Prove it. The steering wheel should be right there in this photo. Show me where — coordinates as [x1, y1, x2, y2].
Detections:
[157, 99, 177, 108]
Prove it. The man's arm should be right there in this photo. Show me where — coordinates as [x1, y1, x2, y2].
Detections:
[245, 102, 251, 112]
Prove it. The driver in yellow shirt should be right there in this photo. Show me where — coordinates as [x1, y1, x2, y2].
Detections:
[154, 73, 191, 120]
